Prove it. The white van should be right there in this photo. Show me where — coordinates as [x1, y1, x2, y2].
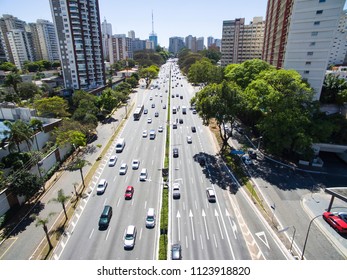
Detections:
[115, 138, 125, 153]
[149, 129, 156, 139]
[139, 168, 148, 181]
[145, 208, 156, 228]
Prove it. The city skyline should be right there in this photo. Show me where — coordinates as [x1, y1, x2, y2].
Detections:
[1, 0, 272, 47]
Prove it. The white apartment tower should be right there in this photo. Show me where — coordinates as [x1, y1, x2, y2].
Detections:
[328, 10, 347, 66]
[101, 18, 112, 62]
[36, 19, 59, 61]
[49, 0, 105, 90]
[263, 0, 346, 100]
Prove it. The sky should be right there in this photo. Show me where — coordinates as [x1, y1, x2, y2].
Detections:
[1, 0, 347, 48]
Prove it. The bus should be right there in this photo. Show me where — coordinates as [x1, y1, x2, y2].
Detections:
[133, 105, 144, 120]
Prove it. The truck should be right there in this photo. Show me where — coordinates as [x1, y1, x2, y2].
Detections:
[182, 106, 187, 114]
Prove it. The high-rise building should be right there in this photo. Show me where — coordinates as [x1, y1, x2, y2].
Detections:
[109, 34, 133, 64]
[35, 19, 59, 62]
[263, 0, 345, 100]
[128, 30, 135, 40]
[185, 35, 196, 52]
[197, 37, 204, 51]
[221, 17, 264, 66]
[328, 10, 347, 66]
[101, 18, 112, 62]
[169, 37, 185, 55]
[207, 36, 214, 48]
[49, 0, 105, 90]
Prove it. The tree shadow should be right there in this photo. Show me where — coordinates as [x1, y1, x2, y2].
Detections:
[1, 201, 45, 238]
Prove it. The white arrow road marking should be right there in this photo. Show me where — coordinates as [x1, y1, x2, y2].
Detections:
[202, 209, 209, 240]
[189, 209, 195, 241]
[214, 209, 224, 239]
[176, 210, 181, 242]
[255, 231, 270, 249]
[226, 209, 238, 239]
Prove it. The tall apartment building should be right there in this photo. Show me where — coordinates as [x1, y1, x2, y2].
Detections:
[185, 35, 197, 52]
[109, 34, 133, 64]
[221, 17, 265, 66]
[36, 19, 59, 62]
[169, 37, 185, 55]
[207, 36, 214, 48]
[101, 18, 112, 62]
[328, 10, 347, 66]
[263, 0, 345, 100]
[49, 0, 105, 90]
[197, 37, 204, 51]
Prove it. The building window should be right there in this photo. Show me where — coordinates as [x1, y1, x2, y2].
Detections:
[306, 61, 311, 65]
[311, 32, 318, 36]
[307, 52, 313, 56]
[316, 10, 323, 15]
[319, 0, 326, 2]
[310, 42, 316, 46]
[314, 21, 320, 25]
[304, 71, 310, 74]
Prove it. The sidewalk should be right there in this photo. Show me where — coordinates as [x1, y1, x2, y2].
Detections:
[0, 90, 138, 260]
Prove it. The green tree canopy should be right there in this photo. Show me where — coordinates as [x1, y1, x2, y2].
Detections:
[17, 82, 41, 100]
[3, 120, 34, 152]
[4, 72, 22, 93]
[187, 58, 223, 85]
[9, 171, 43, 198]
[33, 96, 70, 118]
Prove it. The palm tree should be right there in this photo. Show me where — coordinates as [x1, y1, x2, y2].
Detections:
[4, 72, 22, 94]
[32, 212, 55, 250]
[3, 120, 34, 152]
[66, 158, 90, 191]
[49, 189, 71, 221]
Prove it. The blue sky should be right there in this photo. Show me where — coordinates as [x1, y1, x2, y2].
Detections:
[1, 0, 346, 47]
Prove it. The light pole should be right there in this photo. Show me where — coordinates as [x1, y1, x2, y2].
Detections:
[301, 214, 321, 260]
[257, 136, 263, 150]
[278, 225, 296, 253]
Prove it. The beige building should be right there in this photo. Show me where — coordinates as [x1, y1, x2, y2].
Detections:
[221, 17, 265, 66]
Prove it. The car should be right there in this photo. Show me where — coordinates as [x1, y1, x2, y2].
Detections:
[179, 118, 183, 124]
[180, 95, 183, 99]
[323, 211, 347, 233]
[163, 104, 166, 109]
[187, 136, 192, 143]
[139, 168, 148, 181]
[98, 205, 112, 230]
[171, 94, 174, 98]
[132, 159, 140, 169]
[145, 208, 156, 228]
[173, 122, 177, 129]
[242, 154, 253, 165]
[149, 96, 153, 100]
[176, 93, 179, 97]
[172, 183, 180, 199]
[171, 244, 182, 260]
[147, 118, 152, 123]
[158, 126, 164, 132]
[96, 179, 108, 195]
[173, 147, 179, 158]
[124, 225, 137, 250]
[144, 109, 148, 114]
[151, 103, 155, 108]
[108, 155, 117, 167]
[155, 112, 159, 117]
[192, 109, 197, 114]
[124, 186, 134, 200]
[142, 130, 148, 137]
[119, 163, 128, 175]
[206, 187, 216, 202]
[191, 126, 196, 133]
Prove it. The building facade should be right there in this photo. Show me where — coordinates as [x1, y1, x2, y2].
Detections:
[221, 17, 264, 66]
[263, 0, 345, 100]
[328, 10, 347, 66]
[49, 0, 105, 90]
[36, 19, 59, 62]
[109, 34, 133, 64]
[169, 37, 185, 55]
[101, 18, 112, 62]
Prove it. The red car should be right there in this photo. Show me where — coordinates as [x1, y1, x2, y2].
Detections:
[124, 186, 134, 200]
[323, 211, 347, 234]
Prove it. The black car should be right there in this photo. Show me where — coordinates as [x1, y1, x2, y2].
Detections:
[179, 119, 183, 124]
[191, 126, 196, 133]
[171, 244, 182, 260]
[173, 148, 179, 158]
[98, 205, 112, 230]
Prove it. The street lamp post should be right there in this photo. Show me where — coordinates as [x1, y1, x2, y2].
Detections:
[278, 225, 296, 254]
[301, 214, 321, 260]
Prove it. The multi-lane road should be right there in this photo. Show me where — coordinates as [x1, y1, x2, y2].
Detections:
[50, 61, 293, 260]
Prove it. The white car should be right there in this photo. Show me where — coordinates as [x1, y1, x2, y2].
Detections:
[147, 118, 152, 123]
[186, 136, 192, 143]
[96, 179, 108, 195]
[172, 183, 180, 199]
[119, 163, 128, 175]
[108, 155, 117, 166]
[142, 130, 148, 137]
[158, 126, 164, 132]
[132, 159, 140, 170]
[139, 168, 148, 181]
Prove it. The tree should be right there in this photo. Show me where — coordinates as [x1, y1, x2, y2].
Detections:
[99, 88, 120, 113]
[56, 129, 87, 148]
[3, 120, 34, 152]
[0, 62, 17, 72]
[9, 171, 43, 198]
[191, 81, 241, 151]
[34, 96, 70, 118]
[17, 82, 41, 100]
[187, 58, 223, 85]
[321, 73, 347, 104]
[4, 72, 22, 93]
[49, 189, 71, 221]
[32, 212, 55, 250]
[139, 65, 159, 87]
[66, 158, 91, 191]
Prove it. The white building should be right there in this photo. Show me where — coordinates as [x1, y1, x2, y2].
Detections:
[36, 19, 59, 61]
[328, 10, 347, 66]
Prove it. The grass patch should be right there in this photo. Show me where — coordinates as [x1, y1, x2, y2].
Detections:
[158, 187, 169, 260]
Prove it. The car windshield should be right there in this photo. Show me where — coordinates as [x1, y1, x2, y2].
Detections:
[125, 234, 133, 240]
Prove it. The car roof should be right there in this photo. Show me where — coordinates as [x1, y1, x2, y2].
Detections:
[99, 179, 106, 184]
[126, 225, 136, 233]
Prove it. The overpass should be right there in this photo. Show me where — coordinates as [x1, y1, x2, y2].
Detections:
[313, 143, 347, 163]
